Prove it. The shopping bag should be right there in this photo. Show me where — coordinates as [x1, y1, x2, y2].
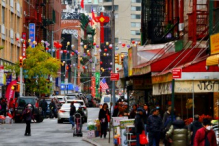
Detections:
[106, 114, 110, 122]
[139, 130, 148, 145]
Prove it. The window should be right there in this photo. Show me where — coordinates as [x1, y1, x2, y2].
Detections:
[17, 47, 20, 60]
[115, 13, 118, 19]
[104, 97, 110, 103]
[131, 14, 141, 19]
[131, 38, 140, 42]
[115, 38, 118, 43]
[131, 6, 141, 11]
[131, 0, 141, 3]
[10, 13, 13, 29]
[17, 18, 20, 31]
[10, 44, 13, 62]
[131, 22, 141, 27]
[104, 0, 112, 2]
[104, 5, 118, 11]
[1, 40, 5, 58]
[131, 30, 141, 35]
[2, 7, 5, 24]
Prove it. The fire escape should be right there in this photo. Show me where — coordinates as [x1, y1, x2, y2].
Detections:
[24, 0, 44, 42]
[188, 0, 209, 46]
[141, 0, 179, 44]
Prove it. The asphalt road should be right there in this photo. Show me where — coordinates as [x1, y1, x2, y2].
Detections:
[0, 108, 100, 146]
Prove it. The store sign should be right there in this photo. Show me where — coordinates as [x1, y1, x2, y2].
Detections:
[22, 32, 26, 58]
[172, 68, 182, 79]
[133, 78, 152, 90]
[29, 23, 35, 48]
[153, 80, 219, 95]
[128, 48, 133, 76]
[210, 33, 219, 55]
[110, 73, 119, 81]
[0, 66, 4, 85]
[91, 76, 95, 97]
[95, 72, 100, 98]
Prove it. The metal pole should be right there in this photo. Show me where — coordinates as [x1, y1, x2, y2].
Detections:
[20, 67, 23, 96]
[192, 77, 195, 120]
[171, 79, 175, 121]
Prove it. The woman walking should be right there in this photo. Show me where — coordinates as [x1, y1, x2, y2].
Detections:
[98, 103, 110, 138]
[23, 104, 34, 136]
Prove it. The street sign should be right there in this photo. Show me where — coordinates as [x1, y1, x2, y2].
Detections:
[110, 73, 119, 81]
[172, 68, 182, 79]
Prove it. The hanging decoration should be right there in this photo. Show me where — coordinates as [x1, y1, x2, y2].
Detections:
[116, 68, 119, 71]
[115, 47, 119, 50]
[103, 53, 106, 56]
[106, 53, 109, 56]
[109, 44, 112, 49]
[104, 48, 107, 52]
[122, 43, 126, 47]
[63, 50, 67, 53]
[80, 42, 83, 46]
[132, 40, 135, 44]
[83, 66, 85, 69]
[93, 42, 96, 46]
[71, 52, 75, 56]
[100, 61, 103, 65]
[99, 49, 102, 52]
[84, 45, 87, 49]
[106, 42, 109, 45]
[127, 44, 130, 48]
[96, 45, 99, 48]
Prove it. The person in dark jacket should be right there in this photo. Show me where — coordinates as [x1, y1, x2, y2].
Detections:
[40, 98, 47, 118]
[23, 104, 34, 136]
[69, 102, 76, 129]
[194, 118, 217, 146]
[143, 104, 150, 134]
[189, 115, 203, 146]
[129, 104, 137, 119]
[1, 99, 7, 116]
[147, 108, 162, 146]
[163, 106, 171, 125]
[166, 117, 190, 146]
[134, 107, 145, 146]
[98, 103, 110, 138]
[49, 99, 57, 118]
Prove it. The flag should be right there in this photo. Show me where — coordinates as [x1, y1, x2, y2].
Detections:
[92, 7, 98, 22]
[81, 0, 84, 9]
[100, 78, 109, 91]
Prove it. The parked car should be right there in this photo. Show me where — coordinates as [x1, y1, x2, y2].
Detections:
[57, 101, 87, 123]
[99, 95, 120, 109]
[14, 96, 43, 123]
[66, 93, 78, 100]
[85, 94, 94, 107]
[53, 95, 67, 105]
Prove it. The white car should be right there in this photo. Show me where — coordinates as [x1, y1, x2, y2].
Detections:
[53, 95, 68, 105]
[57, 100, 88, 123]
[100, 95, 120, 109]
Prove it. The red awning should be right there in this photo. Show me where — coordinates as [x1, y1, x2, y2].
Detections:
[151, 48, 206, 72]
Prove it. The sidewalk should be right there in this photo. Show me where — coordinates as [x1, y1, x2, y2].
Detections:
[82, 130, 114, 146]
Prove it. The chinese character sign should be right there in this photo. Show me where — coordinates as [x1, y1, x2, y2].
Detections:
[29, 23, 35, 48]
[95, 72, 100, 98]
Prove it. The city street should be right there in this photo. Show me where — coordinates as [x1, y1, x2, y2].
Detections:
[0, 108, 99, 146]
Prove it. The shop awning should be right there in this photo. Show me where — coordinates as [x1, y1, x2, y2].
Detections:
[206, 54, 219, 66]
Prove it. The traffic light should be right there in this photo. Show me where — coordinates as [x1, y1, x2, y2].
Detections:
[115, 54, 119, 64]
[19, 56, 23, 67]
[119, 54, 124, 65]
[66, 65, 69, 71]
[121, 57, 124, 66]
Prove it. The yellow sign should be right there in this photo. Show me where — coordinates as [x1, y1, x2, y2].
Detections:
[210, 33, 219, 55]
[128, 48, 133, 76]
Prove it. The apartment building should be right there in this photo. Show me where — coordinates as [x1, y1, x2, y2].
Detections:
[0, 0, 23, 65]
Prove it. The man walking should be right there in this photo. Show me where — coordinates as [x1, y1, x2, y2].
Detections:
[147, 108, 162, 146]
[189, 115, 203, 146]
[40, 98, 47, 118]
[69, 102, 76, 129]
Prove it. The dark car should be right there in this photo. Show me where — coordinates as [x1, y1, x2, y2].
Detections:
[14, 96, 43, 123]
[86, 94, 95, 107]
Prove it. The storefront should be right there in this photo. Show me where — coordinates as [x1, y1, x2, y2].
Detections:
[152, 59, 219, 119]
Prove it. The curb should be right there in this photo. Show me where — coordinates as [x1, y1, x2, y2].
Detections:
[82, 137, 101, 146]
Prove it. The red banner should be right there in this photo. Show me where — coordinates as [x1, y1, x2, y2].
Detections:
[22, 32, 27, 58]
[91, 76, 95, 97]
[5, 80, 17, 106]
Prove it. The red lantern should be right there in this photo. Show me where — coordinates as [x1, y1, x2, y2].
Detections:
[63, 50, 67, 53]
[87, 52, 90, 56]
[116, 68, 119, 71]
[46, 47, 49, 50]
[93, 42, 96, 46]
[77, 66, 80, 69]
[71, 52, 75, 56]
[104, 48, 107, 52]
[132, 40, 135, 44]
[16, 38, 19, 41]
[83, 66, 85, 69]
[122, 43, 126, 47]
[100, 61, 103, 65]
[59, 44, 62, 48]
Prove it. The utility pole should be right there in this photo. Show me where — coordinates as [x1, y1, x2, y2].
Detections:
[111, 0, 115, 108]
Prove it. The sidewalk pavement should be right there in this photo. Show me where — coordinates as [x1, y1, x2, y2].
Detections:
[82, 130, 114, 146]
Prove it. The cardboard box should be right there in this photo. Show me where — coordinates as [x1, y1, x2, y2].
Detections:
[87, 130, 95, 138]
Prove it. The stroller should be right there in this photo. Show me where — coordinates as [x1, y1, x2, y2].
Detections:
[73, 113, 83, 137]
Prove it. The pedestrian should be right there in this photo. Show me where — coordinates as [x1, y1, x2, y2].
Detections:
[165, 117, 190, 146]
[163, 106, 172, 125]
[9, 98, 15, 116]
[194, 118, 217, 146]
[98, 103, 110, 138]
[69, 102, 76, 129]
[189, 114, 203, 146]
[134, 107, 145, 146]
[1, 99, 7, 117]
[147, 108, 162, 146]
[143, 104, 150, 135]
[23, 104, 35, 136]
[129, 104, 137, 119]
[49, 99, 57, 118]
[40, 98, 47, 118]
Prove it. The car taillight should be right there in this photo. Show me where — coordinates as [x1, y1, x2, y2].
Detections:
[58, 110, 66, 113]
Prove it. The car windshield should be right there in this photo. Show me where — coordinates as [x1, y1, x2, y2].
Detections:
[61, 104, 70, 109]
[66, 96, 76, 100]
[74, 103, 81, 108]
[18, 98, 35, 107]
[104, 97, 110, 103]
[74, 101, 84, 105]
